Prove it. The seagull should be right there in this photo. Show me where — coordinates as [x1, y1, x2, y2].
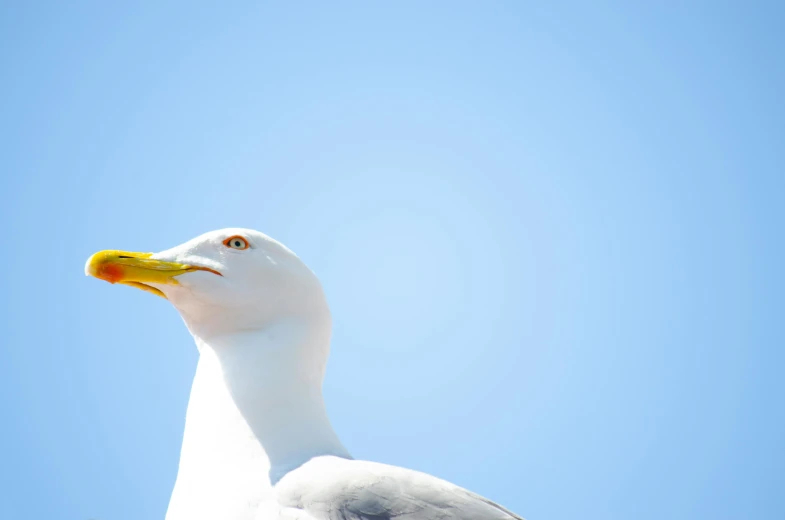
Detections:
[86, 229, 524, 520]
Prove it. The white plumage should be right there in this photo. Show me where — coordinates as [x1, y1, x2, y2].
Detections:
[86, 229, 523, 520]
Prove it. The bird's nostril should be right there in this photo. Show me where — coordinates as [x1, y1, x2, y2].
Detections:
[118, 255, 133, 259]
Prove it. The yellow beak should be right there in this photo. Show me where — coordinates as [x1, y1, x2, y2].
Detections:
[85, 250, 221, 299]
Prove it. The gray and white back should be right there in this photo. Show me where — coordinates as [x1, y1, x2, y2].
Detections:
[268, 456, 524, 520]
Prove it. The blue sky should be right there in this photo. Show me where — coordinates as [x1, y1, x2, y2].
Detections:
[1, 2, 783, 519]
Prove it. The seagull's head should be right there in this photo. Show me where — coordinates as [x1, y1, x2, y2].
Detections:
[85, 228, 329, 340]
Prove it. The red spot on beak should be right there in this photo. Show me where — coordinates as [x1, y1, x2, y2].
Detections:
[98, 263, 124, 284]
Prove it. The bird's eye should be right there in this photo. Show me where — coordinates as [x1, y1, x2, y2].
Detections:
[223, 236, 249, 250]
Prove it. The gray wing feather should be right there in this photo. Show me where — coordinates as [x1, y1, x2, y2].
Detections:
[341, 478, 522, 520]
[277, 457, 524, 520]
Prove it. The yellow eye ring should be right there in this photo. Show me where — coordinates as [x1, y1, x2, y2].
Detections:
[223, 235, 249, 250]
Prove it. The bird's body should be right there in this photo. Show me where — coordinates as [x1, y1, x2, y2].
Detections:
[86, 229, 524, 520]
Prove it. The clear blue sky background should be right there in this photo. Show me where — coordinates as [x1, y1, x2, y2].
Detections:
[1, 2, 783, 519]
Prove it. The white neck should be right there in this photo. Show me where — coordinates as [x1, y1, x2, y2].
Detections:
[165, 319, 351, 520]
